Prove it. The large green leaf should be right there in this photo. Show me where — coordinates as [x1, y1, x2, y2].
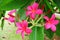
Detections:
[0, 0, 13, 6]
[0, 0, 21, 10]
[29, 26, 44, 40]
[44, 29, 54, 39]
[0, 0, 34, 10]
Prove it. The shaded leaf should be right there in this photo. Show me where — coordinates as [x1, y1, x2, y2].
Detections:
[0, 0, 34, 10]
[44, 29, 54, 39]
[44, 0, 54, 13]
[16, 9, 26, 20]
[53, 0, 60, 9]
[56, 23, 60, 36]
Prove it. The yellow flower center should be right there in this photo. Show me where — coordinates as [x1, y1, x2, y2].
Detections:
[48, 21, 51, 24]
[32, 9, 35, 13]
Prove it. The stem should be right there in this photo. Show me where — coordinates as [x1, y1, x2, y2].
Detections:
[29, 20, 35, 29]
[29, 15, 44, 29]
[29, 23, 43, 29]
[29, 26, 34, 29]
[28, 21, 32, 24]
[34, 15, 38, 21]
[32, 19, 35, 25]
[36, 24, 42, 27]
[26, 17, 28, 21]
[36, 15, 43, 23]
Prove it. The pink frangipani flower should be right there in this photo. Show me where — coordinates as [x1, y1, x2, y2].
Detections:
[4, 9, 16, 23]
[26, 2, 43, 20]
[16, 20, 32, 40]
[44, 14, 59, 32]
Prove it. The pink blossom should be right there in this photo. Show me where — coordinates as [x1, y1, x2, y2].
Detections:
[44, 14, 59, 32]
[26, 2, 43, 19]
[8, 9, 16, 16]
[4, 9, 16, 23]
[16, 20, 32, 40]
[4, 16, 15, 23]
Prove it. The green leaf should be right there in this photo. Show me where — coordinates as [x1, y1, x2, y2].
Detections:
[16, 9, 26, 20]
[0, 0, 21, 10]
[44, 0, 54, 13]
[0, 0, 34, 10]
[44, 29, 54, 39]
[0, 0, 13, 6]
[53, 0, 60, 7]
[29, 26, 44, 40]
[56, 23, 60, 36]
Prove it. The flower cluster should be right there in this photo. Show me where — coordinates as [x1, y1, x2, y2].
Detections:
[4, 2, 59, 40]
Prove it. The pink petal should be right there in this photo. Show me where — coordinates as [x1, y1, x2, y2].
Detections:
[44, 16, 49, 21]
[32, 2, 39, 9]
[30, 13, 36, 20]
[8, 17, 15, 22]
[16, 29, 22, 34]
[27, 6, 32, 10]
[36, 9, 43, 15]
[3, 17, 8, 20]
[51, 25, 56, 32]
[8, 14, 15, 18]
[50, 14, 55, 20]
[53, 20, 59, 25]
[21, 31, 24, 40]
[22, 20, 28, 27]
[26, 28, 32, 35]
[16, 22, 22, 28]
[45, 23, 51, 29]
[8, 9, 16, 15]
[26, 11, 32, 16]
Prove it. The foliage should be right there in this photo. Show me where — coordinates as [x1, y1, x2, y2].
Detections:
[0, 0, 60, 40]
